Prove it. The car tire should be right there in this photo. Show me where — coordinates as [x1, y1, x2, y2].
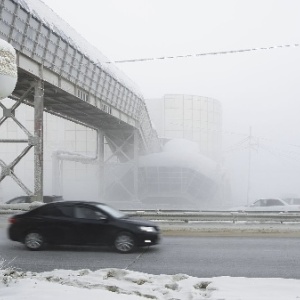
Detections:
[24, 232, 45, 251]
[114, 232, 136, 253]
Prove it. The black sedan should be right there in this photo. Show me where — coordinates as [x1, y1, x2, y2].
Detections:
[8, 201, 160, 253]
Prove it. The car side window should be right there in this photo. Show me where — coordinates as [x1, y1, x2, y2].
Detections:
[40, 207, 61, 217]
[253, 200, 263, 207]
[293, 199, 300, 205]
[58, 206, 74, 217]
[267, 199, 284, 206]
[40, 205, 74, 218]
[74, 206, 105, 220]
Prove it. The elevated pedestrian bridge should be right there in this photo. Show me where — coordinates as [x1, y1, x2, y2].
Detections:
[0, 0, 159, 154]
[0, 0, 160, 200]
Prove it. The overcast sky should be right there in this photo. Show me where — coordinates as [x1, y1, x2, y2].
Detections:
[41, 0, 300, 203]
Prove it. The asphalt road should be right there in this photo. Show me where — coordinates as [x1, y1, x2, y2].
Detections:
[1, 228, 300, 279]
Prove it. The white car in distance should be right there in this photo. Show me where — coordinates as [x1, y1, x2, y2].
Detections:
[230, 198, 300, 212]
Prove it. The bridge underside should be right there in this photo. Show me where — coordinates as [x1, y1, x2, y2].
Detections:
[13, 68, 139, 154]
[14, 70, 132, 130]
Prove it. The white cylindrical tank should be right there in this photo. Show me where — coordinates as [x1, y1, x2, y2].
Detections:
[146, 94, 222, 162]
[0, 39, 17, 100]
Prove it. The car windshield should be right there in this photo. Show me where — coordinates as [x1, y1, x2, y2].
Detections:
[95, 204, 126, 219]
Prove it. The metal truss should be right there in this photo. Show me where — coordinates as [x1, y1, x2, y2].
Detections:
[103, 130, 139, 200]
[52, 129, 140, 201]
[0, 80, 44, 201]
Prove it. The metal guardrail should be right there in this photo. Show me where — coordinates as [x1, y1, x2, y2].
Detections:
[0, 203, 43, 213]
[125, 210, 300, 224]
[1, 205, 300, 223]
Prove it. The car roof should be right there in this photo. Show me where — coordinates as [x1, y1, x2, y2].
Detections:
[254, 198, 285, 202]
[9, 195, 62, 197]
[50, 200, 106, 206]
[256, 198, 282, 200]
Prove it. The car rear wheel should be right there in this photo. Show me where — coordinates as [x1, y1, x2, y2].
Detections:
[114, 232, 136, 253]
[24, 232, 44, 251]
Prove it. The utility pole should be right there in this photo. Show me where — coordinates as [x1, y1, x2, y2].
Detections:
[246, 126, 252, 205]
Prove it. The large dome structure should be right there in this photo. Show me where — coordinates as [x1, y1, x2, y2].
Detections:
[104, 139, 226, 210]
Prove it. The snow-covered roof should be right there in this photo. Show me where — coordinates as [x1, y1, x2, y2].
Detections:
[15, 0, 143, 97]
[0, 39, 17, 77]
[0, 38, 17, 99]
[0, 38, 16, 55]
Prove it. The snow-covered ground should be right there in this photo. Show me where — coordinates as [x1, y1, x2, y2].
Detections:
[1, 267, 300, 300]
[1, 204, 300, 299]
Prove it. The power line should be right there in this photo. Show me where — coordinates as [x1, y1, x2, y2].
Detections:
[224, 137, 300, 163]
[108, 43, 299, 64]
[259, 144, 300, 162]
[223, 137, 249, 153]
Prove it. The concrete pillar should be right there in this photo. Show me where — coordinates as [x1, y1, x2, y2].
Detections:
[33, 79, 44, 202]
[98, 129, 105, 200]
[133, 129, 139, 201]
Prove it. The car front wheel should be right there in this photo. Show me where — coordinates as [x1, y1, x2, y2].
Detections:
[24, 232, 44, 251]
[114, 232, 136, 253]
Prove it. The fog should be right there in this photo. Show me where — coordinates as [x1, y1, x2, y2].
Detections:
[41, 0, 300, 205]
[1, 0, 300, 207]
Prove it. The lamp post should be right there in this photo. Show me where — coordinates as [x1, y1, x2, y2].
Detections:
[246, 126, 252, 205]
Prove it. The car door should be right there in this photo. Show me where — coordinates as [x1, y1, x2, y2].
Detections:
[73, 205, 115, 245]
[37, 204, 80, 245]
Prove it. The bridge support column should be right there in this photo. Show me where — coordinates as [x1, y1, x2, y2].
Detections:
[98, 129, 105, 200]
[0, 85, 35, 198]
[33, 79, 44, 202]
[133, 129, 139, 201]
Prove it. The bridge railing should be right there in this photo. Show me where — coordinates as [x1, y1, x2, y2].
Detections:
[0, 0, 159, 153]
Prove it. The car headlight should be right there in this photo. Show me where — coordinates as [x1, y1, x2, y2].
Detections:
[139, 226, 156, 233]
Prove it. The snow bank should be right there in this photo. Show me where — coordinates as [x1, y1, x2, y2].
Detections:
[1, 268, 299, 300]
[0, 202, 43, 212]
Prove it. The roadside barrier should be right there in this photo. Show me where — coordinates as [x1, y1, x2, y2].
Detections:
[1, 204, 300, 224]
[125, 210, 300, 224]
